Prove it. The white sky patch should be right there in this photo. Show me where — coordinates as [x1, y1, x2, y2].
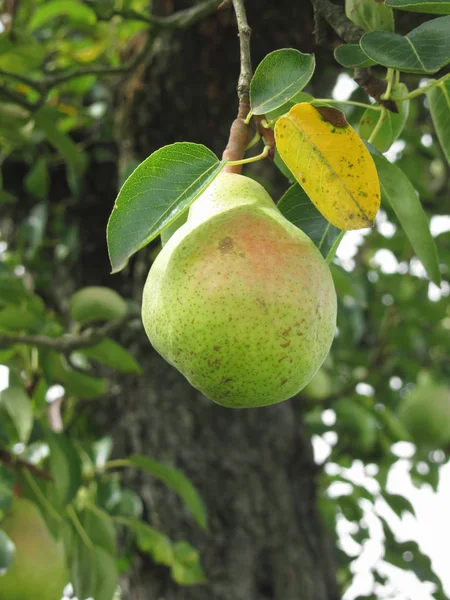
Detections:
[322, 409, 336, 427]
[336, 229, 371, 270]
[370, 249, 399, 274]
[384, 139, 406, 163]
[356, 382, 375, 396]
[389, 376, 403, 391]
[376, 210, 397, 238]
[428, 280, 450, 302]
[332, 73, 358, 101]
[421, 133, 433, 147]
[430, 215, 450, 237]
[0, 365, 9, 391]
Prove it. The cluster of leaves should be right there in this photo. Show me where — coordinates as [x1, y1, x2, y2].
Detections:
[0, 0, 449, 599]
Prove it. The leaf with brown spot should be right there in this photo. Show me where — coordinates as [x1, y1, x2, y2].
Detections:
[275, 103, 381, 230]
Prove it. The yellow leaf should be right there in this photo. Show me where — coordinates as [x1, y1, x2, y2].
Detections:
[275, 103, 380, 230]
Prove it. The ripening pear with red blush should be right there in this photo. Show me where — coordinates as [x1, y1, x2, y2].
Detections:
[142, 173, 337, 408]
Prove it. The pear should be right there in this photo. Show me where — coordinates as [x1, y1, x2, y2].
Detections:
[142, 173, 337, 408]
[0, 498, 68, 600]
[398, 373, 450, 448]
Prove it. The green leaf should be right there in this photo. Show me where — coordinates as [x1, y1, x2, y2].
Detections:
[278, 184, 341, 257]
[132, 520, 174, 566]
[346, 0, 395, 31]
[107, 143, 226, 273]
[24, 158, 50, 200]
[72, 538, 96, 600]
[160, 210, 188, 246]
[426, 78, 450, 164]
[0, 40, 45, 73]
[371, 154, 441, 284]
[79, 338, 141, 374]
[0, 387, 33, 444]
[129, 455, 207, 530]
[385, 0, 450, 14]
[383, 492, 416, 517]
[69, 287, 127, 324]
[171, 541, 206, 585]
[250, 49, 315, 115]
[0, 529, 15, 571]
[0, 190, 17, 204]
[265, 92, 314, 122]
[28, 0, 97, 31]
[359, 84, 410, 152]
[63, 368, 107, 400]
[47, 432, 82, 506]
[360, 16, 450, 73]
[0, 307, 42, 332]
[81, 505, 116, 556]
[0, 468, 14, 516]
[334, 44, 377, 68]
[33, 107, 86, 191]
[92, 545, 118, 600]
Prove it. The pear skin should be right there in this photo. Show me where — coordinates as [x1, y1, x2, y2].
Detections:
[143, 173, 337, 408]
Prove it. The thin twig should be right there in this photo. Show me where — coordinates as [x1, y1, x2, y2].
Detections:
[309, 0, 364, 44]
[0, 449, 53, 482]
[231, 0, 252, 101]
[0, 309, 138, 352]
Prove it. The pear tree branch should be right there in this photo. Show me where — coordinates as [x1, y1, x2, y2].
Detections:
[0, 309, 139, 353]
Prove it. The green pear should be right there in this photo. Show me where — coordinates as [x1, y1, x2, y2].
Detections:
[0, 498, 68, 600]
[398, 375, 450, 447]
[303, 368, 333, 401]
[142, 173, 337, 408]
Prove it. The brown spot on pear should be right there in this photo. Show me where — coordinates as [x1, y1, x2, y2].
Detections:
[142, 173, 337, 408]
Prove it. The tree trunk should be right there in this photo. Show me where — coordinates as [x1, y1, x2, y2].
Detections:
[103, 345, 340, 600]
[86, 2, 341, 598]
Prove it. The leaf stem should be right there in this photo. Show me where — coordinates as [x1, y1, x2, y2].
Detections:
[104, 459, 132, 470]
[381, 68, 395, 101]
[318, 224, 330, 251]
[227, 145, 270, 166]
[22, 469, 62, 522]
[67, 505, 94, 549]
[390, 73, 450, 101]
[368, 107, 387, 144]
[314, 98, 381, 111]
[326, 231, 345, 264]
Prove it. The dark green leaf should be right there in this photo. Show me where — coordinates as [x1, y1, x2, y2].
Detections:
[426, 78, 450, 164]
[334, 44, 377, 68]
[0, 387, 33, 443]
[129, 455, 207, 530]
[0, 307, 42, 332]
[160, 210, 188, 246]
[385, 0, 450, 14]
[79, 338, 141, 374]
[278, 183, 341, 257]
[107, 143, 226, 273]
[359, 84, 409, 151]
[250, 49, 315, 115]
[360, 16, 450, 73]
[383, 492, 416, 517]
[372, 154, 441, 284]
[265, 92, 313, 122]
[72, 538, 97, 600]
[24, 158, 50, 200]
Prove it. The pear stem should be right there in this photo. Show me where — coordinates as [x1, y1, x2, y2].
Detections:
[227, 144, 271, 166]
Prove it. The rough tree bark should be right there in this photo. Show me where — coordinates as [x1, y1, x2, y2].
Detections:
[82, 1, 343, 598]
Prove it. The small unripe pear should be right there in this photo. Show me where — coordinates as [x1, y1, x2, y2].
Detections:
[142, 173, 337, 408]
[303, 369, 333, 401]
[0, 498, 68, 600]
[398, 374, 450, 448]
